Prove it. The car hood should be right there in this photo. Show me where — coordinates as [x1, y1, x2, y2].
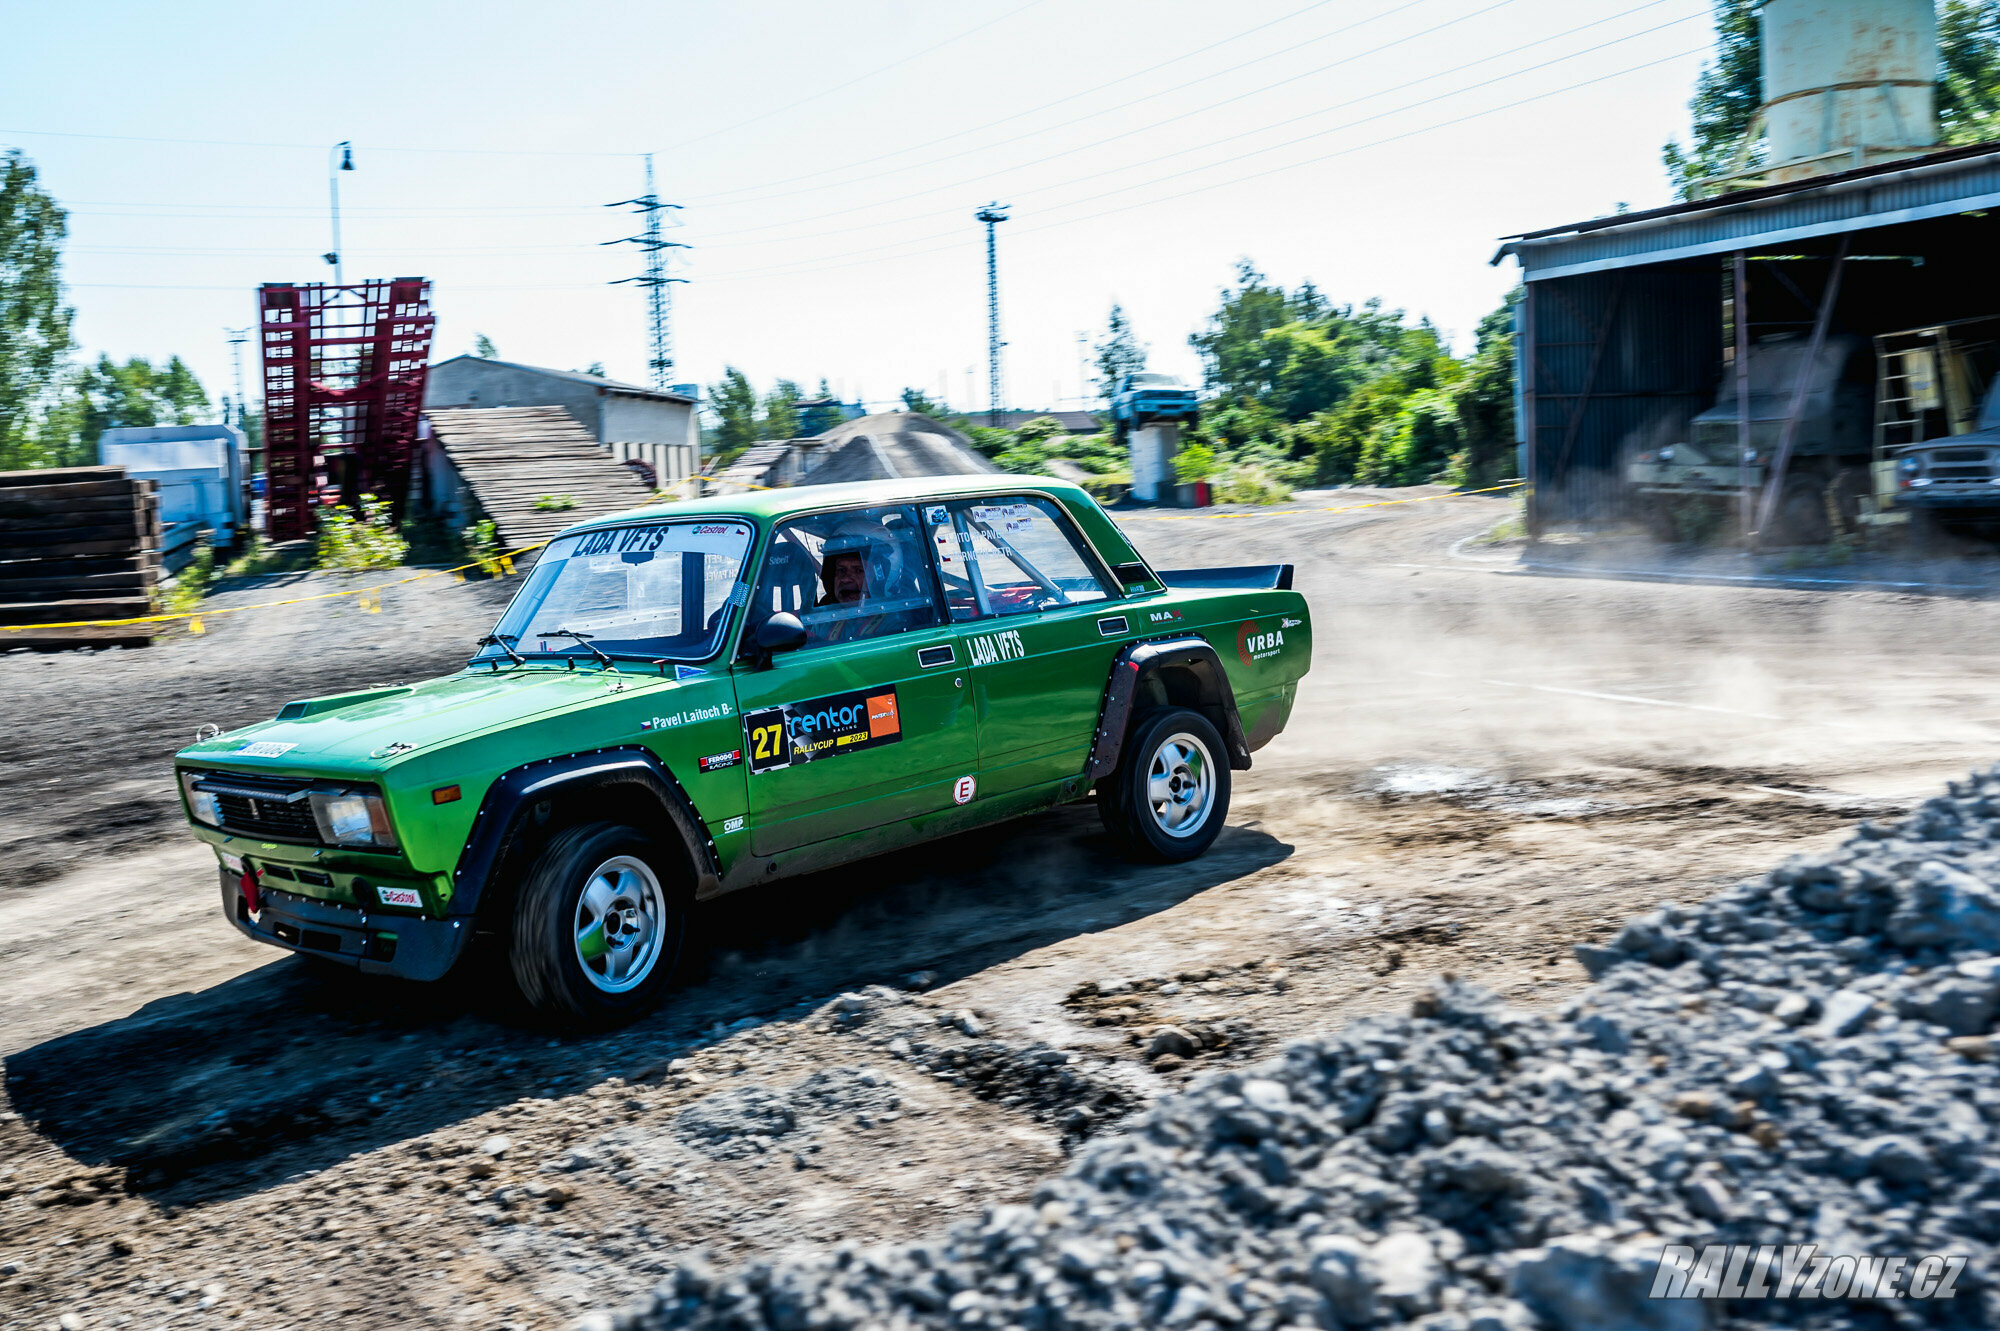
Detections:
[176, 666, 696, 771]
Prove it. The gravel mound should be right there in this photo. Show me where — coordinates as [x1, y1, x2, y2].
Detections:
[600, 772, 2000, 1329]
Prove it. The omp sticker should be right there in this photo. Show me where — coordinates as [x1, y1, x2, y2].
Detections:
[698, 748, 743, 772]
[1282, 617, 1303, 628]
[953, 774, 977, 805]
[236, 741, 296, 757]
[743, 686, 904, 774]
[375, 885, 422, 908]
[1237, 620, 1287, 665]
[966, 628, 1027, 666]
[722, 815, 745, 834]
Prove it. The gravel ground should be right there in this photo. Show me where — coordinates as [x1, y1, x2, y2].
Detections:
[605, 770, 2000, 1330]
[5, 490, 2000, 1330]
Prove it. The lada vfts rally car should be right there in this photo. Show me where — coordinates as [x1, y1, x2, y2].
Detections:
[176, 476, 1312, 1025]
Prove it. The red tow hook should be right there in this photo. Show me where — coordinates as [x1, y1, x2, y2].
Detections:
[240, 867, 263, 918]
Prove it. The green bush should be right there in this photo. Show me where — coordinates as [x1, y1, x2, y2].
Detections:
[1211, 464, 1292, 505]
[314, 494, 408, 571]
[1173, 442, 1218, 485]
[533, 494, 577, 512]
[164, 536, 215, 615]
[463, 519, 505, 575]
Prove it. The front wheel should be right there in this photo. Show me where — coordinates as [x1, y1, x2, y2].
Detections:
[510, 822, 685, 1027]
[1099, 707, 1232, 862]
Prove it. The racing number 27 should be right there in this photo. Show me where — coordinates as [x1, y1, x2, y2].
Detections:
[746, 715, 789, 772]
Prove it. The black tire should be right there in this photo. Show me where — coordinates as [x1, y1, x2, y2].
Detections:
[510, 821, 685, 1028]
[1098, 707, 1232, 863]
[1768, 475, 1831, 546]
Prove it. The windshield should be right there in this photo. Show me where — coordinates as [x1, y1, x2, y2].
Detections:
[474, 520, 753, 664]
[1129, 373, 1183, 388]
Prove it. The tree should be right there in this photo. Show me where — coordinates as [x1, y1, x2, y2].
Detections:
[900, 387, 952, 416]
[1092, 303, 1147, 400]
[707, 366, 760, 460]
[1662, 0, 1762, 200]
[761, 378, 802, 440]
[1941, 1, 2000, 142]
[0, 152, 75, 470]
[474, 334, 498, 359]
[70, 355, 211, 439]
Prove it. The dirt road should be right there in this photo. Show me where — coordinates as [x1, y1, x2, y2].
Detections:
[3, 490, 1996, 1330]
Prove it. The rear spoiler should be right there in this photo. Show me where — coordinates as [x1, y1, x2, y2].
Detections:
[1155, 564, 1294, 591]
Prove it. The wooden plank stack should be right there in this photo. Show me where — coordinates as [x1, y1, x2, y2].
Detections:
[0, 466, 163, 649]
[426, 406, 657, 551]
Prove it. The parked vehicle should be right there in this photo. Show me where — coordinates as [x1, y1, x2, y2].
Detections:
[174, 476, 1312, 1024]
[1111, 372, 1200, 432]
[1627, 335, 1873, 544]
[1870, 318, 2000, 538]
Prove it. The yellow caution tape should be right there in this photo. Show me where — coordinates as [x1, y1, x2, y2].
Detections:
[0, 539, 552, 634]
[1114, 480, 1524, 523]
[8, 481, 1524, 636]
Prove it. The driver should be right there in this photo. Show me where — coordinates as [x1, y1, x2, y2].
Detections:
[814, 525, 892, 643]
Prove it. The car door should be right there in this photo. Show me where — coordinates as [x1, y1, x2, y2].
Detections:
[731, 503, 977, 857]
[925, 494, 1125, 801]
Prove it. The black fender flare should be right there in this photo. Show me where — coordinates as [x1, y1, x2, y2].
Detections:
[447, 746, 720, 920]
[1086, 636, 1252, 781]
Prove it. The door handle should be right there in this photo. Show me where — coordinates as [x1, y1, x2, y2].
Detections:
[918, 644, 956, 669]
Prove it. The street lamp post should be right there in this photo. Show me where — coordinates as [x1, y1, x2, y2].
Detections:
[325, 141, 354, 283]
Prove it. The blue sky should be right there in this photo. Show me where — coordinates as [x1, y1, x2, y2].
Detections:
[2, 0, 1715, 417]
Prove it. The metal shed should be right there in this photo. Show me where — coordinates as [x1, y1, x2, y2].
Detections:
[1495, 142, 2000, 533]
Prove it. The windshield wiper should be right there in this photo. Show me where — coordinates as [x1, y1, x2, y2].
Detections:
[534, 626, 618, 671]
[476, 632, 527, 665]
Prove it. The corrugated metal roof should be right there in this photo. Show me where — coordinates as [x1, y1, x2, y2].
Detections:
[1498, 141, 2000, 282]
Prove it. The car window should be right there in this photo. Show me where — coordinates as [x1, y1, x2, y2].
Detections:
[477, 520, 752, 663]
[924, 496, 1113, 620]
[745, 504, 939, 653]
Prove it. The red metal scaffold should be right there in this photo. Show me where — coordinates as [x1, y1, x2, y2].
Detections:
[258, 278, 435, 541]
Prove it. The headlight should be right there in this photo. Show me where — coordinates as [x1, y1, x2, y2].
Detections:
[1659, 446, 1675, 463]
[308, 790, 400, 849]
[180, 771, 221, 827]
[1899, 456, 1922, 475]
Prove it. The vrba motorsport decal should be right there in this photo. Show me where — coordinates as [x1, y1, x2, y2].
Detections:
[744, 687, 902, 773]
[1237, 619, 1287, 665]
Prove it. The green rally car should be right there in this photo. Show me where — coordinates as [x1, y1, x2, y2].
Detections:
[175, 476, 1311, 1024]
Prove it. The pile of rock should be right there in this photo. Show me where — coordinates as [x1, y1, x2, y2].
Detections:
[596, 771, 2000, 1330]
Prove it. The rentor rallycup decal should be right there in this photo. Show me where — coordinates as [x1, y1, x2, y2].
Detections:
[1237, 619, 1287, 665]
[743, 687, 903, 774]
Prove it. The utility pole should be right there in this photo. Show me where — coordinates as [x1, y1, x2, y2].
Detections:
[975, 202, 1009, 425]
[325, 142, 353, 282]
[606, 154, 689, 392]
[225, 327, 251, 427]
[1076, 330, 1090, 408]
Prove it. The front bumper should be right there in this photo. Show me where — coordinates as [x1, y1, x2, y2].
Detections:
[1893, 484, 2000, 510]
[220, 868, 471, 981]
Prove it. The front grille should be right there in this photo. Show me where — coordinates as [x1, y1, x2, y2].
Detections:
[216, 793, 319, 841]
[188, 770, 323, 844]
[1927, 449, 1996, 483]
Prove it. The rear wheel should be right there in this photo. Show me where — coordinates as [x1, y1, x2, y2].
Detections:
[1098, 707, 1231, 862]
[1768, 474, 1831, 546]
[510, 822, 685, 1027]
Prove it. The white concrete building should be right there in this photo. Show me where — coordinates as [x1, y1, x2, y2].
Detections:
[425, 356, 701, 487]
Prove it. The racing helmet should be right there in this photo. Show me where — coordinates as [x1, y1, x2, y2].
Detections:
[819, 515, 904, 599]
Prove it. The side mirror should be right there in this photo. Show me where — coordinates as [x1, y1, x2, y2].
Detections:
[755, 612, 808, 655]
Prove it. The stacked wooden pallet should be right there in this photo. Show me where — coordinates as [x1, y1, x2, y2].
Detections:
[426, 406, 657, 551]
[0, 466, 163, 648]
